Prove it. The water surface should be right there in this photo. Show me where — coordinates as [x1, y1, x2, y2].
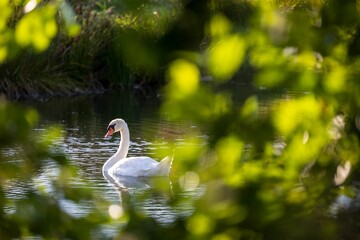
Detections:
[11, 91, 206, 237]
[4, 86, 309, 237]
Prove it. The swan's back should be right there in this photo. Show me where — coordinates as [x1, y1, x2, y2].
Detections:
[109, 156, 172, 177]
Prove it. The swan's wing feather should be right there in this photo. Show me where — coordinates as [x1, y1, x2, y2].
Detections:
[111, 156, 159, 177]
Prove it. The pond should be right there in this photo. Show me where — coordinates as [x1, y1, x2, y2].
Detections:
[3, 84, 324, 238]
[4, 90, 212, 237]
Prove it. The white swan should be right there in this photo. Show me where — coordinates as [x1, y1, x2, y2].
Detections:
[102, 118, 172, 177]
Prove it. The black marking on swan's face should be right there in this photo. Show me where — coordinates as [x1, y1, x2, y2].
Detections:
[107, 124, 116, 131]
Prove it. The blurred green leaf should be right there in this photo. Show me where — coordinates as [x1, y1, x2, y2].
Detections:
[206, 34, 246, 81]
[15, 4, 58, 51]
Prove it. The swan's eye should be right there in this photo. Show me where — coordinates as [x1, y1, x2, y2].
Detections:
[107, 124, 115, 131]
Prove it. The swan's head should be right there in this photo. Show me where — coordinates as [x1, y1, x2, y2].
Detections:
[105, 118, 127, 138]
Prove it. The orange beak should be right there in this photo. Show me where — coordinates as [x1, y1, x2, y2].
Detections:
[105, 128, 114, 138]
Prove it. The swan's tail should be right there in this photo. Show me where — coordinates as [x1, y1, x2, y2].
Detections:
[155, 156, 173, 176]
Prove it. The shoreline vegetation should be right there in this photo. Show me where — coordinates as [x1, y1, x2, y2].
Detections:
[1, 0, 255, 100]
[1, 0, 180, 100]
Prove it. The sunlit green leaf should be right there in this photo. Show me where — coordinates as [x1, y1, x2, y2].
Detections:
[216, 136, 243, 169]
[0, 1, 12, 31]
[167, 59, 200, 98]
[207, 34, 246, 81]
[207, 13, 232, 38]
[0, 46, 7, 62]
[15, 5, 58, 51]
[272, 95, 321, 137]
[323, 61, 346, 93]
[187, 213, 215, 235]
[240, 96, 259, 120]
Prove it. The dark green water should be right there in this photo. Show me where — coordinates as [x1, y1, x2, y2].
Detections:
[5, 87, 332, 237]
[4, 91, 206, 237]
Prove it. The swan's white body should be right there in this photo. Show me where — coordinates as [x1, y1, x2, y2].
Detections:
[102, 118, 172, 177]
[105, 156, 172, 177]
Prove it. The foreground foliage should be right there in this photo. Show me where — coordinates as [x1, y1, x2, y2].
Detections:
[1, 0, 360, 239]
[0, 100, 109, 238]
[149, 0, 360, 239]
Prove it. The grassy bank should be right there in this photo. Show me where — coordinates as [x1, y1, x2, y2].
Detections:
[0, 0, 179, 100]
[0, 0, 298, 100]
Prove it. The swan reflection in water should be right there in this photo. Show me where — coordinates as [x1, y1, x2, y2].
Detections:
[103, 171, 177, 225]
[103, 170, 172, 192]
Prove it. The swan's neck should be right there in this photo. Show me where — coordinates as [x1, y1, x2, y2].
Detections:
[102, 125, 130, 174]
[117, 126, 130, 159]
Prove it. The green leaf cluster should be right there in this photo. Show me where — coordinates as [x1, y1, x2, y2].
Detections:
[0, 99, 109, 239]
[0, 0, 79, 63]
[155, 0, 360, 239]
